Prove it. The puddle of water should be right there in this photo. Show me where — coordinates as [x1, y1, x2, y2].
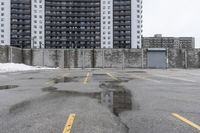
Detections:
[0, 85, 19, 90]
[101, 89, 132, 116]
[42, 80, 135, 116]
[99, 81, 134, 116]
[53, 77, 78, 84]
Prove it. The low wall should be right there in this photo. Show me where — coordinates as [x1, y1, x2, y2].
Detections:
[187, 49, 200, 68]
[0, 45, 200, 69]
[0, 45, 9, 63]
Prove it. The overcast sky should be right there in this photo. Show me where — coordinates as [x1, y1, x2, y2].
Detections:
[143, 0, 200, 48]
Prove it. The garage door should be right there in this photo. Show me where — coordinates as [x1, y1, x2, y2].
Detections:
[147, 48, 166, 69]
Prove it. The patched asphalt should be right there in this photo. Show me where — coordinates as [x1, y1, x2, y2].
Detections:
[0, 69, 199, 133]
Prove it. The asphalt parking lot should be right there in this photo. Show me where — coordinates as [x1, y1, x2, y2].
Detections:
[0, 68, 199, 133]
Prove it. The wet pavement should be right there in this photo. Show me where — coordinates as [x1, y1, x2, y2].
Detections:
[0, 69, 200, 133]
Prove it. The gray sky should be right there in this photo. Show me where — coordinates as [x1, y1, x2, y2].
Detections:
[143, 0, 200, 48]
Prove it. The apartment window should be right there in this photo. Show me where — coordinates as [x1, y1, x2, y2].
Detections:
[1, 13, 4, 16]
[1, 2, 4, 5]
[1, 24, 4, 27]
[1, 8, 4, 11]
[1, 40, 4, 43]
[1, 35, 4, 38]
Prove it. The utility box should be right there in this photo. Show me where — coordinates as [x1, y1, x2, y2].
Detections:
[147, 48, 167, 69]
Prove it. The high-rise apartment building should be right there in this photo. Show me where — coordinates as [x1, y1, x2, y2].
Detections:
[0, 0, 143, 48]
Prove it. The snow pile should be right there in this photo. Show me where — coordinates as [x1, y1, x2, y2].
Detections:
[0, 63, 57, 73]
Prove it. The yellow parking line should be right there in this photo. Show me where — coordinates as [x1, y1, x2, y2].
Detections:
[62, 113, 76, 133]
[83, 72, 90, 84]
[172, 113, 200, 131]
[106, 72, 118, 80]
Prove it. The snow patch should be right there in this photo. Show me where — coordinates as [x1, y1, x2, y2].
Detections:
[0, 63, 57, 73]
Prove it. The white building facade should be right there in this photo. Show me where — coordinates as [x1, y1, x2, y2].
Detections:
[101, 0, 143, 48]
[31, 0, 45, 48]
[101, 0, 113, 48]
[131, 0, 143, 48]
[0, 0, 10, 45]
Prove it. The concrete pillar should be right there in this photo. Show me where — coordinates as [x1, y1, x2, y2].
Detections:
[102, 49, 104, 69]
[166, 48, 169, 69]
[63, 49, 65, 68]
[141, 49, 144, 68]
[184, 50, 188, 69]
[42, 48, 44, 66]
[82, 49, 85, 69]
[122, 49, 125, 69]
[10, 47, 13, 63]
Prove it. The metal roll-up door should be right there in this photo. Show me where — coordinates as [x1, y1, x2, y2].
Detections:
[147, 48, 167, 69]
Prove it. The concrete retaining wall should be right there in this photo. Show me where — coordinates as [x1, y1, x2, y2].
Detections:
[1, 45, 200, 69]
[22, 49, 32, 65]
[187, 49, 200, 68]
[0, 45, 9, 63]
[168, 49, 186, 68]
